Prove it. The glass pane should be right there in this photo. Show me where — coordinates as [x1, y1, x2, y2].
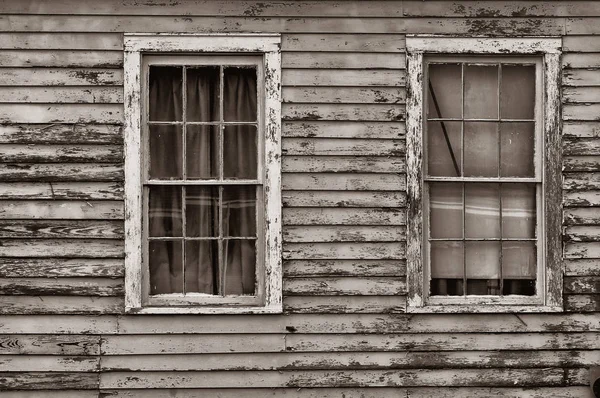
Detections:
[222, 186, 257, 237]
[427, 121, 462, 177]
[502, 184, 536, 239]
[502, 241, 536, 278]
[466, 241, 500, 295]
[464, 122, 498, 177]
[430, 183, 463, 239]
[223, 67, 257, 122]
[223, 239, 256, 295]
[223, 125, 257, 179]
[427, 63, 462, 119]
[501, 64, 535, 119]
[149, 240, 183, 294]
[430, 241, 464, 279]
[187, 125, 219, 179]
[148, 186, 182, 237]
[464, 64, 498, 119]
[465, 183, 500, 239]
[185, 240, 219, 294]
[149, 125, 182, 179]
[149, 66, 182, 121]
[186, 186, 219, 237]
[186, 66, 220, 122]
[500, 122, 535, 177]
[431, 278, 464, 296]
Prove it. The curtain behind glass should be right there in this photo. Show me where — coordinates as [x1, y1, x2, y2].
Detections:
[148, 65, 257, 296]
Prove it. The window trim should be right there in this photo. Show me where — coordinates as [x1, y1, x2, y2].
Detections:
[406, 36, 562, 313]
[124, 34, 282, 314]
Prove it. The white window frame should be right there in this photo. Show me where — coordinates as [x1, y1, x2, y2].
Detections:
[406, 37, 563, 313]
[123, 34, 282, 314]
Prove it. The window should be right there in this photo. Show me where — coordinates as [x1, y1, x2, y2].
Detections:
[406, 37, 562, 312]
[124, 34, 282, 314]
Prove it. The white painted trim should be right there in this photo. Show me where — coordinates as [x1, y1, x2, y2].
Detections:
[124, 34, 280, 53]
[406, 51, 424, 309]
[406, 37, 562, 54]
[123, 49, 143, 311]
[123, 34, 282, 314]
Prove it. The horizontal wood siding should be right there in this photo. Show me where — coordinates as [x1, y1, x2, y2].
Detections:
[0, 1, 597, 397]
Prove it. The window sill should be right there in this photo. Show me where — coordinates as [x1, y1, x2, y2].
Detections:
[125, 304, 282, 315]
[407, 304, 563, 314]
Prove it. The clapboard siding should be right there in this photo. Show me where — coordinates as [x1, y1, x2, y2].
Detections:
[0, 2, 596, 397]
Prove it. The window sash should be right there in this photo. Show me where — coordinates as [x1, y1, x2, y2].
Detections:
[422, 56, 545, 304]
[141, 54, 266, 306]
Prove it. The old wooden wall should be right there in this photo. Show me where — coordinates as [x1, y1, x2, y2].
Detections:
[0, 1, 598, 397]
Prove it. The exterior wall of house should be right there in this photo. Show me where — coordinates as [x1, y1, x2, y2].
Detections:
[0, 1, 597, 396]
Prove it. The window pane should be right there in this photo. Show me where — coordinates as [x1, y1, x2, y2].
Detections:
[149, 240, 183, 294]
[223, 125, 257, 179]
[224, 67, 257, 122]
[185, 240, 219, 294]
[186, 66, 220, 122]
[223, 239, 256, 295]
[149, 125, 182, 179]
[186, 186, 219, 237]
[466, 241, 500, 295]
[502, 184, 536, 239]
[186, 125, 219, 179]
[500, 122, 535, 177]
[501, 64, 535, 119]
[427, 63, 462, 119]
[465, 183, 500, 239]
[427, 121, 462, 177]
[430, 182, 463, 239]
[464, 122, 499, 177]
[430, 241, 464, 279]
[502, 241, 536, 296]
[148, 185, 182, 237]
[222, 186, 256, 237]
[464, 64, 498, 119]
[431, 278, 464, 296]
[149, 66, 182, 121]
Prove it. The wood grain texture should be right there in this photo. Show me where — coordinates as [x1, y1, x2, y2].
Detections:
[0, 201, 123, 219]
[0, 182, 123, 200]
[284, 259, 405, 277]
[283, 139, 403, 156]
[283, 70, 405, 87]
[282, 191, 406, 207]
[0, 296, 123, 315]
[0, 68, 122, 86]
[0, 258, 123, 278]
[283, 121, 404, 139]
[282, 173, 405, 191]
[0, 372, 98, 390]
[283, 156, 404, 173]
[0, 163, 122, 182]
[93, 387, 593, 398]
[99, 368, 565, 389]
[284, 277, 406, 295]
[0, 124, 122, 144]
[0, 334, 99, 355]
[283, 87, 405, 104]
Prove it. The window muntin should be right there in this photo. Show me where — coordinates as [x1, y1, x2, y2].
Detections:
[424, 56, 544, 303]
[142, 55, 265, 307]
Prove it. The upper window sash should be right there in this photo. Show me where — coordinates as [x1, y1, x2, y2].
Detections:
[123, 34, 282, 314]
[405, 36, 563, 313]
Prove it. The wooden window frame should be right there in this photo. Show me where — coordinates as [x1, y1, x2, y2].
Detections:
[124, 34, 282, 314]
[406, 37, 562, 313]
